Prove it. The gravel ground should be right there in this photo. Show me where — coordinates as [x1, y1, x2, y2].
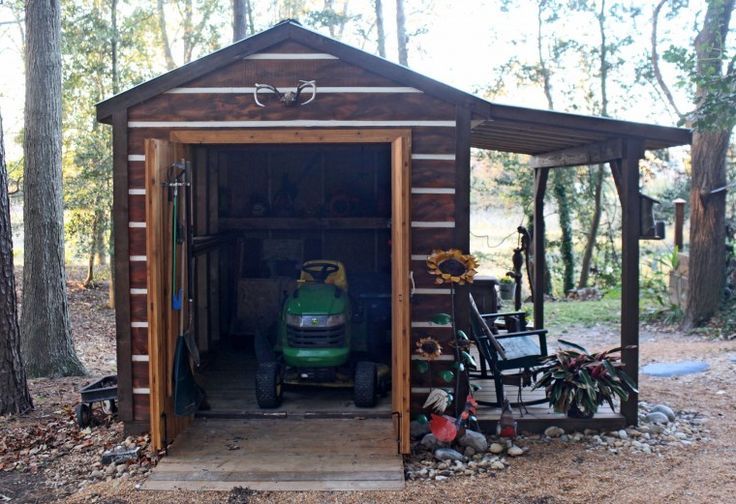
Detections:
[3, 275, 736, 503]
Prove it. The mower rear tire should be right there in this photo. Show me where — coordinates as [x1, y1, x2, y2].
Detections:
[255, 362, 283, 408]
[353, 361, 378, 407]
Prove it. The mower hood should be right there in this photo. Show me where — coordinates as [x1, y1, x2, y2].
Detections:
[286, 283, 347, 317]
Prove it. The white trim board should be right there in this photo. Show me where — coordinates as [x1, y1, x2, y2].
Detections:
[411, 221, 455, 228]
[128, 221, 146, 228]
[167, 86, 422, 94]
[411, 187, 455, 194]
[130, 288, 147, 295]
[128, 188, 146, 195]
[411, 154, 455, 161]
[410, 354, 454, 361]
[128, 120, 455, 128]
[130, 255, 147, 262]
[413, 288, 452, 295]
[244, 53, 338, 60]
[128, 154, 145, 162]
[133, 388, 150, 395]
[411, 321, 452, 328]
[411, 254, 429, 261]
[131, 321, 148, 328]
[132, 354, 150, 362]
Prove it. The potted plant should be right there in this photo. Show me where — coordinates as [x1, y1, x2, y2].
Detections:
[532, 341, 638, 418]
[498, 276, 516, 301]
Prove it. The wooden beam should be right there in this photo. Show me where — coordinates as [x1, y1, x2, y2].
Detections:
[533, 168, 549, 330]
[619, 138, 644, 426]
[111, 109, 133, 423]
[170, 128, 412, 145]
[529, 138, 622, 169]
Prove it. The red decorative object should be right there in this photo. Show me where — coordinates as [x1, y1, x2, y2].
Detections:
[430, 413, 458, 442]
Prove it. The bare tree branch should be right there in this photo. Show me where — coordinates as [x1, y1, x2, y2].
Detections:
[651, 0, 684, 118]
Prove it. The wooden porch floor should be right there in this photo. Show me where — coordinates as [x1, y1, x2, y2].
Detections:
[141, 418, 404, 491]
[472, 378, 626, 433]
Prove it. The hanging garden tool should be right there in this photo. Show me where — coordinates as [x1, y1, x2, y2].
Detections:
[167, 160, 204, 416]
[169, 164, 186, 311]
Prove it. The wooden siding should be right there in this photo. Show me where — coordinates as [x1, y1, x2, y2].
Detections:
[119, 40, 463, 431]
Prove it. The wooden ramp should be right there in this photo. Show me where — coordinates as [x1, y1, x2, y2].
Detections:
[142, 418, 405, 491]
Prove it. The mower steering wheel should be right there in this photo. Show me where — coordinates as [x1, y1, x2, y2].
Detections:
[302, 262, 339, 283]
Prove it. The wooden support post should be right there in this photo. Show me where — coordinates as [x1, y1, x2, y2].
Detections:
[673, 198, 686, 250]
[533, 168, 549, 330]
[454, 105, 471, 334]
[619, 139, 644, 425]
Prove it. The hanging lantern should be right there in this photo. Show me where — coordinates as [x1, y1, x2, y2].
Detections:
[414, 413, 429, 425]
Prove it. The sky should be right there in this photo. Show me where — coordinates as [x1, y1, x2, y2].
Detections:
[0, 0, 704, 162]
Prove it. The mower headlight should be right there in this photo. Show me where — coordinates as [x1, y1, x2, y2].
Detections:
[286, 314, 346, 328]
[324, 314, 346, 327]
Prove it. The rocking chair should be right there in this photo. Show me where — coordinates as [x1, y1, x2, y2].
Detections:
[468, 293, 548, 413]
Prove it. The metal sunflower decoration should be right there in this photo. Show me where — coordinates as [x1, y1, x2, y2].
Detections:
[415, 336, 443, 360]
[426, 249, 479, 285]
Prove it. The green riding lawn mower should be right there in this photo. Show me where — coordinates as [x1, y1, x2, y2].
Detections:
[255, 260, 391, 408]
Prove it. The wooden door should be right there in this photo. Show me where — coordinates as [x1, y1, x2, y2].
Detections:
[391, 134, 411, 454]
[145, 139, 192, 450]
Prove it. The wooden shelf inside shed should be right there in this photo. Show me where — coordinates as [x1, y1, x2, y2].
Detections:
[220, 217, 391, 230]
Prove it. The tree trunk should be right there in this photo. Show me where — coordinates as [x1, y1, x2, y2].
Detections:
[578, 165, 605, 288]
[245, 0, 255, 35]
[396, 0, 408, 65]
[374, 0, 386, 57]
[84, 213, 99, 288]
[233, 0, 246, 42]
[552, 171, 575, 293]
[684, 130, 730, 326]
[0, 111, 33, 415]
[682, 0, 734, 327]
[109, 0, 119, 306]
[22, 0, 85, 378]
[156, 0, 177, 70]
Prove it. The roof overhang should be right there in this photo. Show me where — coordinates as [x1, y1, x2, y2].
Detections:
[471, 104, 691, 155]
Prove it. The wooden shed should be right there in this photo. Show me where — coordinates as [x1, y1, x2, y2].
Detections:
[96, 20, 691, 460]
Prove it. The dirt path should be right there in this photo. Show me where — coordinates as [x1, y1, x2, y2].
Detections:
[2, 277, 735, 503]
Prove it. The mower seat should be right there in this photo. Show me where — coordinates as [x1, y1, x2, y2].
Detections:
[300, 260, 349, 291]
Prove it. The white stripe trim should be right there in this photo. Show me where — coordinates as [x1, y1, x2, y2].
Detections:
[130, 255, 147, 262]
[167, 86, 422, 94]
[133, 388, 150, 395]
[131, 321, 148, 328]
[411, 354, 455, 361]
[128, 120, 455, 128]
[411, 187, 455, 194]
[244, 53, 338, 60]
[412, 154, 455, 160]
[128, 221, 146, 228]
[128, 154, 145, 161]
[411, 254, 429, 261]
[130, 288, 147, 295]
[411, 387, 454, 394]
[132, 354, 150, 362]
[411, 321, 452, 328]
[411, 221, 456, 228]
[414, 288, 452, 295]
[128, 188, 146, 195]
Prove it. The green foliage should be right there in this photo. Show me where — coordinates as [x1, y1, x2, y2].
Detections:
[533, 344, 638, 416]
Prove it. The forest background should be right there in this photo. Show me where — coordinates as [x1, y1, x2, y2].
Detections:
[0, 0, 734, 329]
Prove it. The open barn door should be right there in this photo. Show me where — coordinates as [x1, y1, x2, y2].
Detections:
[391, 134, 412, 454]
[145, 139, 194, 450]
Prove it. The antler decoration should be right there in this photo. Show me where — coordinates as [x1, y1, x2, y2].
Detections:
[254, 80, 317, 107]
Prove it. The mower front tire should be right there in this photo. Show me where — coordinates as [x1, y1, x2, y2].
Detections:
[255, 362, 283, 408]
[353, 361, 378, 408]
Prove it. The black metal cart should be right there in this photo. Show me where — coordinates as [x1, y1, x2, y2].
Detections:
[75, 375, 118, 427]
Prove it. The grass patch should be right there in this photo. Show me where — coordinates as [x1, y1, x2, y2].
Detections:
[544, 298, 621, 333]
